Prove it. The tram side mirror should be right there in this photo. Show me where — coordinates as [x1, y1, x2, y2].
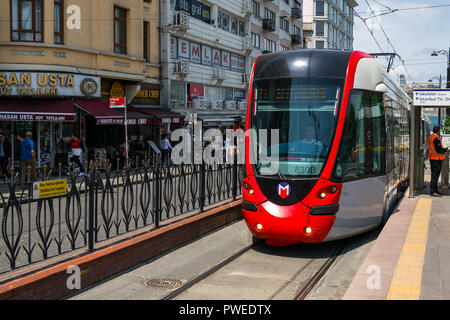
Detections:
[375, 83, 388, 93]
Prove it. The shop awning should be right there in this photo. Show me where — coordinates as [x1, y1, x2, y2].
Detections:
[75, 99, 152, 125]
[132, 105, 185, 124]
[0, 98, 75, 122]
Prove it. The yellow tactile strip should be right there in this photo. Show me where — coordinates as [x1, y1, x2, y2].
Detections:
[386, 198, 431, 300]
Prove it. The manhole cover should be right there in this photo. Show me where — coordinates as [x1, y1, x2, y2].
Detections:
[144, 278, 182, 289]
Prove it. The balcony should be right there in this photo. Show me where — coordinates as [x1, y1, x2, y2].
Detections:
[262, 19, 276, 32]
[291, 7, 302, 18]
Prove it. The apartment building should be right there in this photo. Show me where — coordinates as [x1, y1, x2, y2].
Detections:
[302, 0, 357, 50]
[161, 0, 255, 128]
[249, 0, 304, 67]
[0, 0, 167, 166]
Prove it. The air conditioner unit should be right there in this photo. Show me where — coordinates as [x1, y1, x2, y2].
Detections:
[237, 101, 247, 110]
[173, 11, 190, 30]
[174, 60, 189, 74]
[242, 73, 250, 83]
[213, 67, 226, 80]
[225, 101, 236, 110]
[192, 99, 207, 109]
[211, 100, 224, 109]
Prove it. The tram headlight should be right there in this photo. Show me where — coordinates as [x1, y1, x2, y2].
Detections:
[330, 186, 338, 193]
[319, 192, 327, 199]
[304, 226, 313, 235]
[243, 182, 249, 189]
[249, 189, 254, 195]
[255, 223, 263, 231]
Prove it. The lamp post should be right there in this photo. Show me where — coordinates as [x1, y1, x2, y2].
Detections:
[431, 49, 450, 125]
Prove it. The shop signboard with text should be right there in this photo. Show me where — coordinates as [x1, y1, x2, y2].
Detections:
[110, 97, 126, 108]
[0, 72, 100, 97]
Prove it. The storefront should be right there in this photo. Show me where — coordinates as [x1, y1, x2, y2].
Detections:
[0, 71, 101, 168]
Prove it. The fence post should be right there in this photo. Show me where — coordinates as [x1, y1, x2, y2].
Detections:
[154, 162, 160, 228]
[199, 163, 205, 212]
[232, 136, 238, 201]
[88, 162, 95, 251]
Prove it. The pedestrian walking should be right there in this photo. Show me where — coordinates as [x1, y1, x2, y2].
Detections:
[161, 133, 172, 165]
[18, 131, 38, 188]
[68, 134, 86, 176]
[428, 125, 448, 197]
[0, 132, 11, 184]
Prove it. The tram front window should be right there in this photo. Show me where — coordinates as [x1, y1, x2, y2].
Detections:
[251, 78, 343, 177]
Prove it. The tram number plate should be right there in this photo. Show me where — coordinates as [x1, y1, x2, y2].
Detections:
[293, 164, 320, 175]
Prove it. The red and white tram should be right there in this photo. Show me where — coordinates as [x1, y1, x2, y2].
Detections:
[242, 50, 410, 246]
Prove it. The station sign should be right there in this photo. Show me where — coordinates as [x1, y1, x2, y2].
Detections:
[413, 89, 450, 106]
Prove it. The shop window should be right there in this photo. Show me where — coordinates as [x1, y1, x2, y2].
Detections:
[114, 6, 127, 54]
[333, 90, 385, 182]
[54, 0, 63, 44]
[11, 0, 44, 42]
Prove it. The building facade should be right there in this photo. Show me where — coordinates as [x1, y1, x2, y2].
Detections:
[302, 0, 357, 50]
[0, 0, 167, 168]
[162, 0, 255, 128]
[249, 0, 304, 67]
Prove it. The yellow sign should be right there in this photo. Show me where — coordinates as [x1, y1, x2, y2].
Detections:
[110, 81, 125, 97]
[32, 179, 67, 200]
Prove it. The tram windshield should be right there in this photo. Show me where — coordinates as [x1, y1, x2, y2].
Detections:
[251, 78, 343, 177]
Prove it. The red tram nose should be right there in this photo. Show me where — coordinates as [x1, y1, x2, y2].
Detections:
[243, 200, 336, 245]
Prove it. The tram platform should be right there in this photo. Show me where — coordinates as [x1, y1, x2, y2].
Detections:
[344, 182, 450, 300]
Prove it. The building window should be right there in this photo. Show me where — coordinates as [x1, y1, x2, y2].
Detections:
[280, 17, 289, 32]
[11, 0, 44, 42]
[114, 6, 127, 54]
[316, 40, 325, 49]
[264, 8, 275, 21]
[143, 21, 149, 61]
[251, 32, 260, 48]
[316, 20, 325, 36]
[252, 1, 260, 18]
[316, 0, 325, 16]
[280, 45, 289, 51]
[54, 0, 64, 44]
[263, 38, 276, 52]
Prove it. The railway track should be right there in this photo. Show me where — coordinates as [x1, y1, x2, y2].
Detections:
[161, 238, 348, 300]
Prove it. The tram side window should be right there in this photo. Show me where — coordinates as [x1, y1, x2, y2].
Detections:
[333, 90, 385, 182]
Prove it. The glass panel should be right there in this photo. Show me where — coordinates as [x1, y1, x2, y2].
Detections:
[252, 78, 343, 177]
[115, 20, 120, 44]
[20, 32, 34, 41]
[21, 1, 33, 30]
[316, 0, 324, 16]
[12, 31, 19, 40]
[54, 4, 61, 32]
[12, 0, 19, 29]
[36, 0, 42, 31]
[333, 90, 384, 181]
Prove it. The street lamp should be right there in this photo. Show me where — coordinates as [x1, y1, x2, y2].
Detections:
[431, 49, 450, 122]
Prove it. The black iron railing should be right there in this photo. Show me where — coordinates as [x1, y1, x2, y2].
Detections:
[0, 158, 244, 275]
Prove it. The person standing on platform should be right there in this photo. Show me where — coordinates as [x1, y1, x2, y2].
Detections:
[69, 134, 86, 176]
[0, 132, 11, 184]
[18, 131, 38, 188]
[428, 125, 448, 197]
[161, 133, 172, 165]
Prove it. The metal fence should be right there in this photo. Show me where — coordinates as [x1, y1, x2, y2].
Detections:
[0, 158, 244, 275]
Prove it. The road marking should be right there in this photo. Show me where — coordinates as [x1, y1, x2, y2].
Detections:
[386, 198, 431, 300]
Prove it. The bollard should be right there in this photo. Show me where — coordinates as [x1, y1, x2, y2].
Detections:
[441, 152, 449, 193]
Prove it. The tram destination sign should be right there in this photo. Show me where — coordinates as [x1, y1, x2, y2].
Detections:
[413, 89, 450, 106]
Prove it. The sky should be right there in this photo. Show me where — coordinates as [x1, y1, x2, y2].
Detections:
[352, 0, 450, 86]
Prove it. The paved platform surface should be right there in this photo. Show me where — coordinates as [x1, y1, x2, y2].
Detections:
[344, 183, 450, 300]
